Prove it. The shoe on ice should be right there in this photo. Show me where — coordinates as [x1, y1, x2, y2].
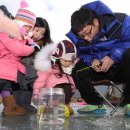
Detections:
[124, 104, 130, 116]
[77, 104, 106, 114]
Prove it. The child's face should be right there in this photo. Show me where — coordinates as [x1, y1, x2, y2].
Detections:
[32, 27, 46, 42]
[60, 58, 73, 68]
[23, 25, 33, 36]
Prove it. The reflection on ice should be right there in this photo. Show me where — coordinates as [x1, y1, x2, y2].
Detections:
[0, 105, 130, 130]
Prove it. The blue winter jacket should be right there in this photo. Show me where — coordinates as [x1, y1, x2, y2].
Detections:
[66, 1, 130, 66]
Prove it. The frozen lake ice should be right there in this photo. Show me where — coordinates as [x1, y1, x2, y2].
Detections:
[0, 103, 130, 130]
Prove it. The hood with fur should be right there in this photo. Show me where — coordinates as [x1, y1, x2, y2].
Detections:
[34, 43, 56, 72]
[0, 10, 22, 40]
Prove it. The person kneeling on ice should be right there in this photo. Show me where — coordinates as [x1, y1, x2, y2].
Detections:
[66, 1, 130, 115]
[33, 40, 77, 114]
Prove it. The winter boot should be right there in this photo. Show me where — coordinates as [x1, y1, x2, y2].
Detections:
[13, 91, 37, 114]
[124, 104, 130, 116]
[2, 95, 28, 116]
[77, 104, 106, 114]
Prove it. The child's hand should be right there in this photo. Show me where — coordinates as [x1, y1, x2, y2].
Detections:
[27, 38, 34, 45]
[32, 94, 39, 106]
[31, 42, 40, 49]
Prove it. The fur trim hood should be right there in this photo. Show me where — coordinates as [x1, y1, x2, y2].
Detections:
[0, 10, 22, 40]
[34, 43, 56, 72]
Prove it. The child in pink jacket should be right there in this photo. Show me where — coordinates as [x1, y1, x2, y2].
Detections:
[33, 40, 77, 114]
[0, 0, 36, 116]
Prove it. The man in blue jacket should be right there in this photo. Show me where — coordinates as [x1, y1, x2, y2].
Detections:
[66, 1, 130, 115]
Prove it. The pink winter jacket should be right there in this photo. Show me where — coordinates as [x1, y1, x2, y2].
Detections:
[0, 33, 34, 82]
[33, 68, 76, 95]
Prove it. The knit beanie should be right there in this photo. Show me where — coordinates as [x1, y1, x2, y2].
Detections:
[51, 40, 77, 61]
[15, 0, 36, 27]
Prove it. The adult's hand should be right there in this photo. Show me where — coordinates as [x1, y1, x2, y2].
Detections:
[91, 59, 102, 72]
[101, 56, 114, 72]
